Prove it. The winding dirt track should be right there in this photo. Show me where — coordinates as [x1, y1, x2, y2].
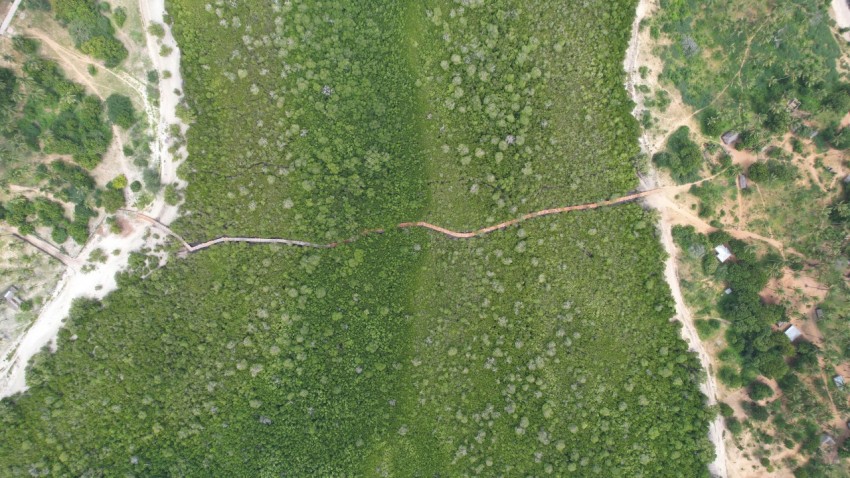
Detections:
[122, 184, 701, 253]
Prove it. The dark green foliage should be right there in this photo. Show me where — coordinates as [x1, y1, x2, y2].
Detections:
[23, 0, 51, 11]
[98, 188, 124, 213]
[657, 0, 849, 141]
[51, 0, 127, 66]
[45, 95, 112, 168]
[8, 58, 112, 169]
[747, 160, 797, 184]
[699, 107, 726, 137]
[748, 380, 774, 401]
[718, 365, 742, 388]
[743, 401, 769, 422]
[791, 341, 819, 371]
[112, 6, 126, 27]
[719, 402, 734, 417]
[0, 68, 16, 118]
[695, 318, 721, 339]
[653, 127, 703, 183]
[105, 93, 135, 128]
[0, 1, 715, 475]
[130, 180, 142, 192]
[169, 0, 643, 242]
[11, 36, 39, 55]
[725, 417, 742, 435]
[19, 300, 33, 312]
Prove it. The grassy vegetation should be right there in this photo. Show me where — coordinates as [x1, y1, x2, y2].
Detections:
[0, 0, 717, 474]
[50, 0, 128, 67]
[655, 0, 850, 146]
[0, 39, 130, 244]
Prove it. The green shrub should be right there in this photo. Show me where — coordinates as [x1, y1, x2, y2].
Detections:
[148, 22, 165, 38]
[52, 0, 127, 66]
[748, 380, 774, 401]
[99, 188, 125, 213]
[743, 401, 769, 422]
[112, 6, 127, 27]
[653, 127, 703, 183]
[695, 319, 721, 339]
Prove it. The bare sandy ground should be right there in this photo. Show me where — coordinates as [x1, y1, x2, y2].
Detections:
[0, 0, 185, 399]
[832, 0, 850, 41]
[139, 0, 189, 193]
[625, 1, 729, 477]
[0, 0, 22, 36]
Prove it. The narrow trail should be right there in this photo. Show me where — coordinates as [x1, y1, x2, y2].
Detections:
[0, 230, 77, 267]
[123, 182, 711, 254]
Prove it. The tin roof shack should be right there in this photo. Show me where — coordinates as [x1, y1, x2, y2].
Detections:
[784, 325, 803, 342]
[815, 307, 824, 321]
[834, 375, 846, 390]
[715, 245, 733, 263]
[738, 174, 748, 190]
[3, 286, 22, 309]
[721, 131, 740, 146]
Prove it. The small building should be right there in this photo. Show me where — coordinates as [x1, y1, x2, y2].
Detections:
[2, 286, 22, 309]
[724, 288, 732, 295]
[784, 325, 803, 342]
[815, 308, 824, 320]
[715, 245, 733, 263]
[821, 434, 837, 448]
[738, 174, 748, 190]
[721, 131, 740, 146]
[786, 98, 801, 112]
[843, 174, 850, 184]
[834, 375, 845, 389]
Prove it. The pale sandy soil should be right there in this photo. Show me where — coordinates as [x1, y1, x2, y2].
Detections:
[626, 2, 729, 477]
[832, 0, 850, 42]
[139, 0, 189, 191]
[0, 0, 185, 399]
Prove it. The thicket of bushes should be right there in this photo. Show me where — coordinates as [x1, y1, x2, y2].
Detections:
[51, 0, 127, 66]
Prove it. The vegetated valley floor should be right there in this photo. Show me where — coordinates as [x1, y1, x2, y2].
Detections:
[0, 1, 715, 476]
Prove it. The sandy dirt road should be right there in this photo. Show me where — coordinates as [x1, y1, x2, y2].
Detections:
[0, 0, 184, 399]
[0, 0, 22, 35]
[625, 1, 729, 476]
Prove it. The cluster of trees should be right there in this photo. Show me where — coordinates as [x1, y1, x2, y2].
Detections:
[0, 0, 716, 475]
[7, 46, 113, 169]
[676, 226, 795, 380]
[51, 0, 127, 66]
[105, 93, 136, 129]
[0, 193, 91, 243]
[653, 126, 703, 183]
[0, 209, 714, 475]
[168, 0, 643, 242]
[747, 159, 797, 184]
[659, 0, 850, 146]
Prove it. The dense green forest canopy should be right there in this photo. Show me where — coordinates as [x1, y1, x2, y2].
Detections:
[0, 212, 713, 476]
[0, 0, 715, 475]
[169, 0, 641, 242]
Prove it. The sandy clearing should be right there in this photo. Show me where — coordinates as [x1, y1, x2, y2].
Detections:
[0, 0, 184, 399]
[832, 0, 850, 42]
[139, 0, 189, 192]
[0, 0, 22, 36]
